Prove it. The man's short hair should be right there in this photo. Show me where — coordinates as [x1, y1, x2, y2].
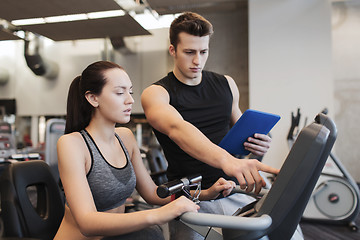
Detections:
[170, 12, 213, 49]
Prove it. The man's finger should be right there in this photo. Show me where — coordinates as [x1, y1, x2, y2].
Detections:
[252, 171, 265, 194]
[257, 162, 280, 175]
[236, 174, 247, 190]
[254, 133, 271, 142]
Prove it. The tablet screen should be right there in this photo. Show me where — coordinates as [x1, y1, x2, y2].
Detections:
[219, 109, 280, 156]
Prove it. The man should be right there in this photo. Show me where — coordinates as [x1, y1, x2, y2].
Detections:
[141, 12, 279, 239]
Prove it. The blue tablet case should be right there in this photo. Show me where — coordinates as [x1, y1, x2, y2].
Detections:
[219, 109, 281, 156]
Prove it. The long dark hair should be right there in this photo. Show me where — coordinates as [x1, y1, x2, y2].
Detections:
[170, 12, 213, 50]
[65, 61, 124, 134]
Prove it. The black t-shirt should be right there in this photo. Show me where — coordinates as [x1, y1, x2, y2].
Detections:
[152, 71, 236, 189]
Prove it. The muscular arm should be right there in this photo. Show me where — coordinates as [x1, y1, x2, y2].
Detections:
[141, 84, 279, 194]
[141, 85, 230, 170]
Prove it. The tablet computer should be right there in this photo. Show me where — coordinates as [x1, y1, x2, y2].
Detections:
[219, 109, 281, 156]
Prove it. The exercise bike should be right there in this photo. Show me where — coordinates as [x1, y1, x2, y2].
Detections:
[157, 113, 337, 240]
[288, 108, 360, 231]
[157, 174, 276, 240]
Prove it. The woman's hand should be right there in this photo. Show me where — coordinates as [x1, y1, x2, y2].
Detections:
[199, 178, 236, 201]
[154, 196, 199, 225]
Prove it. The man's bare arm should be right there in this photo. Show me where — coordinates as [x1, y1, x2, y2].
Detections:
[141, 85, 279, 193]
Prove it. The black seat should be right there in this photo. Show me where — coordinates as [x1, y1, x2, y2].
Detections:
[0, 160, 64, 240]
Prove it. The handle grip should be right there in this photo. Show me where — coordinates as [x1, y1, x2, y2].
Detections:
[157, 174, 202, 198]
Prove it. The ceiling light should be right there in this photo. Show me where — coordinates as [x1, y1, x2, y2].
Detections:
[131, 10, 179, 30]
[115, 0, 139, 11]
[12, 18, 46, 26]
[87, 10, 125, 19]
[11, 10, 126, 26]
[14, 30, 26, 39]
[44, 14, 88, 23]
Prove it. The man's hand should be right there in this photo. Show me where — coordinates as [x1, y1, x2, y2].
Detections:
[244, 133, 271, 156]
[222, 157, 279, 195]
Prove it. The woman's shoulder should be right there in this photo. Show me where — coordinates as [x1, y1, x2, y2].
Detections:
[58, 131, 84, 148]
[57, 132, 88, 166]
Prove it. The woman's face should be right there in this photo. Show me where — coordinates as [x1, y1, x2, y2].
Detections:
[96, 68, 134, 124]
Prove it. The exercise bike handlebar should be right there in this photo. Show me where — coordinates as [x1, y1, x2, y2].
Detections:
[156, 177, 272, 231]
[180, 212, 272, 231]
[157, 175, 269, 199]
[157, 174, 202, 198]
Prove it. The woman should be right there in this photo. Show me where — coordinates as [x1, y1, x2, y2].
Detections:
[54, 61, 235, 240]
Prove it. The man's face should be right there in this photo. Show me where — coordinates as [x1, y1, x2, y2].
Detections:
[170, 32, 209, 82]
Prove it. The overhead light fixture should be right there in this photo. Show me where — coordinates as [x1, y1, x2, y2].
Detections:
[114, 0, 139, 11]
[115, 0, 179, 30]
[9, 3, 176, 33]
[44, 14, 88, 23]
[87, 10, 126, 19]
[11, 10, 126, 26]
[130, 9, 179, 30]
[11, 18, 46, 26]
[13, 30, 26, 39]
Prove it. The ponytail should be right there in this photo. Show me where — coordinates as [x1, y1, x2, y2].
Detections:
[65, 76, 81, 133]
[65, 76, 92, 134]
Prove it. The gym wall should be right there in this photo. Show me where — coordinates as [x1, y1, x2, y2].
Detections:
[332, 1, 360, 182]
[249, 0, 360, 183]
[249, 0, 333, 171]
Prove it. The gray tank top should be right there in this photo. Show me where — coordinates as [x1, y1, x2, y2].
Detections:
[80, 129, 136, 212]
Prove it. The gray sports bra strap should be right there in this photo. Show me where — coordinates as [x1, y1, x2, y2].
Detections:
[114, 133, 131, 163]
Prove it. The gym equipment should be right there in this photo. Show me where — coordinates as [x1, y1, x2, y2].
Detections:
[0, 121, 16, 161]
[143, 145, 168, 186]
[8, 153, 41, 161]
[157, 112, 336, 240]
[0, 160, 64, 239]
[142, 132, 168, 185]
[157, 174, 202, 201]
[44, 118, 65, 181]
[288, 109, 360, 231]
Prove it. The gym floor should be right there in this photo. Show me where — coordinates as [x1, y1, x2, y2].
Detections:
[300, 216, 360, 240]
